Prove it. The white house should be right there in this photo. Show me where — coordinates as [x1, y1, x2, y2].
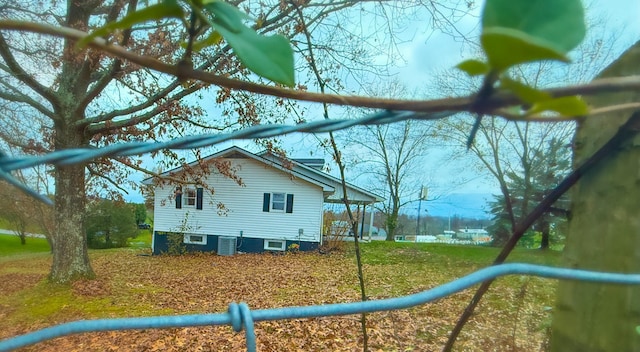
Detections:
[456, 228, 490, 241]
[143, 146, 382, 255]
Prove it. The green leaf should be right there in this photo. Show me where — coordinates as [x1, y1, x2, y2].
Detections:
[481, 0, 585, 70]
[481, 28, 570, 70]
[456, 59, 490, 76]
[182, 31, 223, 52]
[205, 2, 294, 86]
[500, 76, 550, 104]
[528, 96, 589, 116]
[78, 1, 183, 48]
[636, 326, 640, 335]
[203, 0, 248, 33]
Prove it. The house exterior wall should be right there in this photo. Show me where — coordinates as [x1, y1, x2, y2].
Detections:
[152, 233, 319, 254]
[152, 157, 324, 254]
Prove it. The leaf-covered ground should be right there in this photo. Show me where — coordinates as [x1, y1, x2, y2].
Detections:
[0, 243, 560, 351]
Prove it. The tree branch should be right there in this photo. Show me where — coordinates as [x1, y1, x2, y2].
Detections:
[0, 32, 60, 112]
[76, 0, 138, 115]
[85, 82, 202, 134]
[0, 85, 54, 119]
[2, 20, 640, 118]
[87, 164, 129, 194]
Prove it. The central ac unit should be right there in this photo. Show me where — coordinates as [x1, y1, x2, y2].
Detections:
[218, 236, 237, 256]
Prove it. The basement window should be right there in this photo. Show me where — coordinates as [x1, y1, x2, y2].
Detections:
[264, 239, 286, 251]
[184, 234, 207, 245]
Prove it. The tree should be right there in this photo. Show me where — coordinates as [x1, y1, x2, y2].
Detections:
[2, 0, 639, 350]
[346, 119, 437, 241]
[86, 199, 137, 248]
[340, 80, 440, 241]
[550, 40, 640, 352]
[487, 137, 571, 248]
[0, 180, 30, 245]
[134, 203, 147, 225]
[437, 32, 616, 247]
[433, 5, 619, 249]
[1, 0, 452, 283]
[0, 167, 54, 246]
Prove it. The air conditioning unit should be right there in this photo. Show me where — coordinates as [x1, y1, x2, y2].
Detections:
[218, 236, 237, 256]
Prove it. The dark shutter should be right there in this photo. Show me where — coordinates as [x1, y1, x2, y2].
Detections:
[263, 193, 270, 212]
[286, 194, 294, 213]
[175, 187, 182, 209]
[196, 187, 203, 210]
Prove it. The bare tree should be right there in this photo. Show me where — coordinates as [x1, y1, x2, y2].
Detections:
[433, 19, 619, 247]
[0, 0, 474, 283]
[0, 166, 53, 246]
[345, 119, 437, 241]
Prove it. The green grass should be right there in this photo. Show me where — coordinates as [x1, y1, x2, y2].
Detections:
[128, 229, 152, 249]
[355, 241, 561, 297]
[0, 234, 50, 256]
[359, 241, 562, 266]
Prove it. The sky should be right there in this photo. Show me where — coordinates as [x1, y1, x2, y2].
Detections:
[127, 0, 640, 218]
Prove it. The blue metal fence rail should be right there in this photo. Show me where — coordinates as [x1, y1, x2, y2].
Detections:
[1, 110, 639, 351]
[2, 263, 640, 351]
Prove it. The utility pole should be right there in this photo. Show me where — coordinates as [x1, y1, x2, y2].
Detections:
[416, 186, 428, 238]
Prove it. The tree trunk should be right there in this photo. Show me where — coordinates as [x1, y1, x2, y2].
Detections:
[386, 211, 398, 241]
[539, 220, 549, 250]
[49, 163, 94, 283]
[49, 113, 95, 284]
[550, 41, 640, 351]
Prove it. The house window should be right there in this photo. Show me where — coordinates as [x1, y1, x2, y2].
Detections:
[176, 187, 203, 210]
[264, 239, 286, 251]
[263, 193, 294, 213]
[272, 193, 285, 211]
[184, 234, 207, 245]
[184, 188, 197, 207]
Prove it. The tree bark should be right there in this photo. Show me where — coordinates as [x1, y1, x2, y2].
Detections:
[539, 220, 549, 250]
[50, 162, 94, 283]
[550, 41, 640, 351]
[386, 211, 398, 241]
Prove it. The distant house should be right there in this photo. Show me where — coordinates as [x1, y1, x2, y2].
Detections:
[456, 228, 490, 241]
[143, 146, 382, 255]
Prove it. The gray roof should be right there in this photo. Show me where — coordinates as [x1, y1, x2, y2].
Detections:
[143, 146, 383, 204]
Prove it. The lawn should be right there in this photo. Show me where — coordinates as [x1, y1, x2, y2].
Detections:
[0, 241, 561, 351]
[0, 234, 50, 257]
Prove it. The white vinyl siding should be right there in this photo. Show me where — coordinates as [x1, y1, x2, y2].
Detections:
[153, 158, 323, 243]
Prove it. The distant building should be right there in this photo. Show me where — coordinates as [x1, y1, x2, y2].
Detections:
[362, 224, 387, 238]
[456, 228, 490, 241]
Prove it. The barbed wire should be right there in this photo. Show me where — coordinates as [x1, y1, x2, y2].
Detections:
[1, 263, 640, 351]
[0, 110, 454, 205]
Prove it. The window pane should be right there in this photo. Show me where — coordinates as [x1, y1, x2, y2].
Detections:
[272, 193, 285, 211]
[191, 235, 203, 242]
[184, 189, 196, 206]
